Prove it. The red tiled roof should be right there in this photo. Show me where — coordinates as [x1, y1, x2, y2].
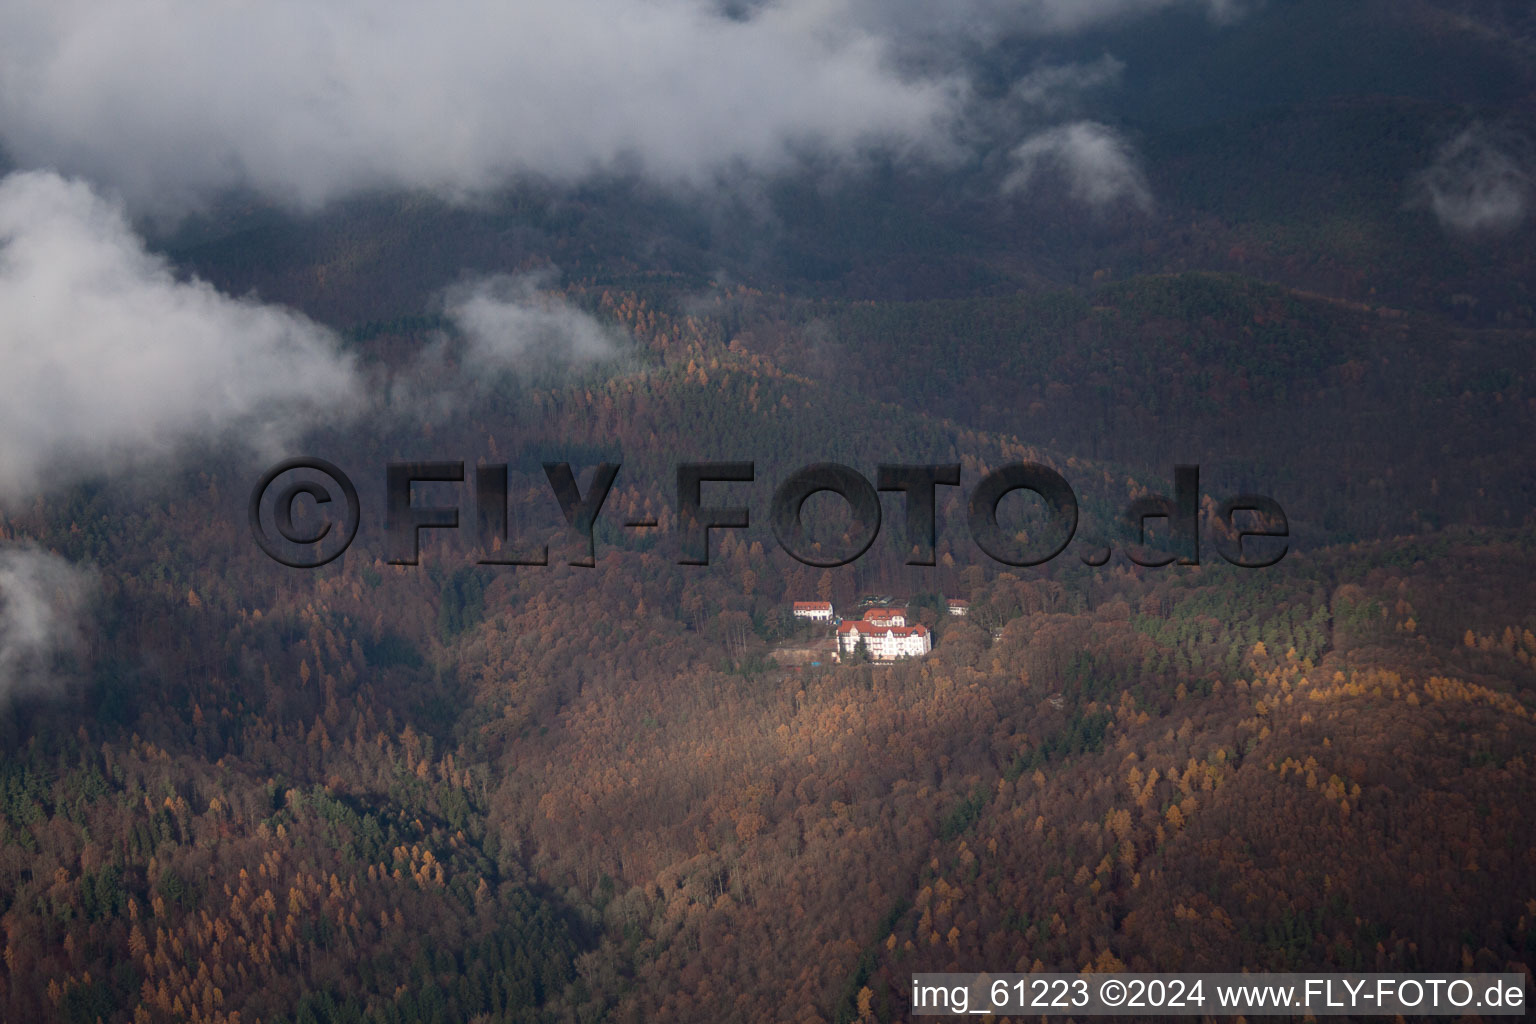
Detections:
[838, 622, 927, 637]
[793, 601, 833, 611]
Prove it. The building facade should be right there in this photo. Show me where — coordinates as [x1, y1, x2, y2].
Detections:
[792, 601, 835, 622]
[860, 607, 906, 628]
[836, 621, 931, 661]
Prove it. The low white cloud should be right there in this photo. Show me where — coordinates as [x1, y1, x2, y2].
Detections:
[383, 271, 629, 418]
[0, 171, 360, 502]
[1003, 121, 1152, 212]
[0, 544, 96, 705]
[1010, 56, 1125, 114]
[1412, 124, 1533, 236]
[445, 273, 625, 371]
[0, 0, 964, 217]
[0, 0, 1262, 217]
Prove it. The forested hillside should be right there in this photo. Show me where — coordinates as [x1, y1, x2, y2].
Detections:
[1, 280, 1533, 1022]
[1, 0, 1534, 1020]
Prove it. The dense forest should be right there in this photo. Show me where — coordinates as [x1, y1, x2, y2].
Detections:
[1, 274, 1532, 1022]
[1, 0, 1534, 1021]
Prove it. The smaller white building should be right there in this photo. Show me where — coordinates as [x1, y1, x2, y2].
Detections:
[946, 599, 969, 617]
[837, 621, 931, 661]
[861, 607, 906, 628]
[792, 601, 835, 623]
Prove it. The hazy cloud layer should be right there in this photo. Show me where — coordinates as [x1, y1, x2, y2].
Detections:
[0, 544, 95, 705]
[1010, 56, 1126, 115]
[849, 0, 1250, 42]
[0, 0, 1257, 215]
[1003, 122, 1152, 211]
[1413, 125, 1534, 236]
[0, 171, 359, 501]
[0, 0, 964, 215]
[446, 273, 625, 371]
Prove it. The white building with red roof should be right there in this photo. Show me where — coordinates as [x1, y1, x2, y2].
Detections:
[791, 601, 835, 623]
[946, 598, 969, 617]
[836, 620, 930, 661]
[860, 607, 906, 628]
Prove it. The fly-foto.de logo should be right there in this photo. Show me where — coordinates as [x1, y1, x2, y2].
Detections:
[250, 459, 1287, 571]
